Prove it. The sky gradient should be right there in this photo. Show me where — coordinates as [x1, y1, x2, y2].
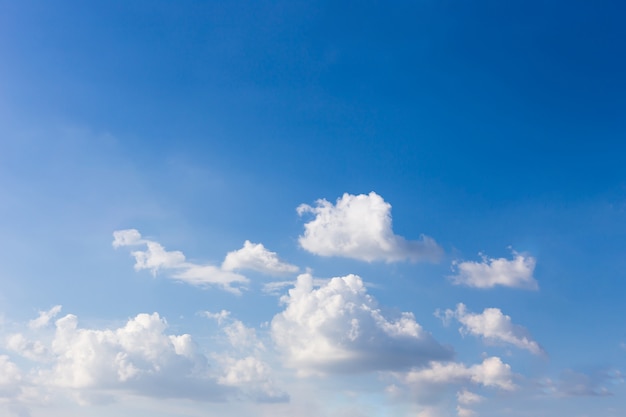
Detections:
[1, 1, 625, 416]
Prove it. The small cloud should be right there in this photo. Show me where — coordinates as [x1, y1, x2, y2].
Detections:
[437, 303, 545, 356]
[28, 305, 62, 329]
[297, 192, 442, 263]
[449, 250, 538, 290]
[222, 240, 299, 276]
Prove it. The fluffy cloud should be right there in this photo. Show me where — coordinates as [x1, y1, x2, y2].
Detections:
[222, 241, 299, 276]
[113, 229, 248, 293]
[297, 192, 442, 262]
[399, 357, 516, 391]
[5, 309, 292, 406]
[449, 250, 538, 290]
[271, 273, 452, 375]
[437, 304, 544, 355]
[43, 312, 215, 396]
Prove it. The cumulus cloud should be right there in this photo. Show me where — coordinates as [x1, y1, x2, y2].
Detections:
[399, 357, 516, 392]
[113, 229, 248, 293]
[222, 241, 299, 276]
[271, 273, 452, 375]
[297, 192, 442, 262]
[42, 312, 216, 397]
[5, 308, 289, 408]
[449, 250, 538, 290]
[437, 303, 544, 355]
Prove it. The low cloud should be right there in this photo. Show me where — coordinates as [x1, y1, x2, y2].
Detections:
[436, 303, 544, 355]
[271, 273, 452, 376]
[297, 192, 442, 263]
[449, 250, 538, 290]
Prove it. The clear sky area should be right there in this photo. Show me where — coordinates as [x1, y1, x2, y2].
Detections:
[1, 1, 625, 416]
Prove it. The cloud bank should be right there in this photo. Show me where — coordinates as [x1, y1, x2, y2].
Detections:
[297, 192, 442, 262]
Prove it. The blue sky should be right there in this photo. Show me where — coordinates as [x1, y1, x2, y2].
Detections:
[1, 1, 625, 416]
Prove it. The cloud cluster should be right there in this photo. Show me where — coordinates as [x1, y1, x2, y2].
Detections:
[4, 308, 288, 408]
[437, 304, 544, 355]
[271, 273, 452, 375]
[297, 192, 442, 262]
[449, 250, 538, 290]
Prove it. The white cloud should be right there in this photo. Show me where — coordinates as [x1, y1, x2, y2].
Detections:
[5, 308, 290, 409]
[43, 312, 214, 395]
[455, 389, 484, 417]
[222, 241, 299, 276]
[437, 303, 544, 355]
[113, 229, 248, 293]
[6, 334, 49, 362]
[28, 305, 62, 329]
[449, 250, 538, 290]
[399, 357, 516, 392]
[456, 389, 484, 405]
[297, 192, 442, 262]
[112, 229, 143, 248]
[0, 355, 21, 387]
[271, 273, 452, 375]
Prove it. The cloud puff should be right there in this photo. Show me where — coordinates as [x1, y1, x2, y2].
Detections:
[297, 192, 442, 262]
[399, 357, 516, 392]
[449, 250, 538, 290]
[222, 241, 299, 276]
[271, 273, 452, 375]
[113, 229, 248, 293]
[437, 303, 544, 355]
